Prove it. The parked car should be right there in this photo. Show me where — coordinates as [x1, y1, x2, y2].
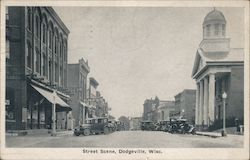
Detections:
[168, 118, 196, 134]
[158, 120, 171, 132]
[115, 121, 125, 131]
[108, 120, 117, 132]
[141, 121, 155, 131]
[74, 117, 112, 136]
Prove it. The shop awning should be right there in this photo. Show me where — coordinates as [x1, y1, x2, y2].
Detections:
[31, 84, 72, 111]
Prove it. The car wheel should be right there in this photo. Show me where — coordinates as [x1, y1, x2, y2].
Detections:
[104, 127, 109, 135]
[74, 132, 80, 136]
[83, 129, 90, 136]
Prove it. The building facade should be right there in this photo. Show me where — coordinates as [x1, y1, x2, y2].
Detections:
[156, 101, 175, 122]
[67, 58, 90, 127]
[174, 89, 196, 124]
[192, 9, 244, 128]
[143, 97, 175, 123]
[5, 7, 71, 131]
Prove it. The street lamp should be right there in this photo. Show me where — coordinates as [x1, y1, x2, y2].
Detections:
[51, 90, 56, 136]
[222, 92, 227, 137]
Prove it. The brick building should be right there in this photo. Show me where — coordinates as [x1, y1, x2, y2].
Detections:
[67, 58, 90, 127]
[192, 9, 244, 128]
[174, 89, 196, 124]
[5, 7, 71, 131]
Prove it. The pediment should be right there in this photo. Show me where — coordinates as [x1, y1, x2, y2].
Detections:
[192, 49, 206, 77]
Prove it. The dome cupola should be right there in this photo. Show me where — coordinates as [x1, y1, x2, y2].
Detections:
[203, 8, 226, 39]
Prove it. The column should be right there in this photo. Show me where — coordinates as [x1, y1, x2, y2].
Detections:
[204, 77, 209, 125]
[195, 83, 200, 125]
[199, 80, 204, 125]
[208, 73, 215, 124]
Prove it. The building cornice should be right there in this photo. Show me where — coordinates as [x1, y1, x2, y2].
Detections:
[46, 7, 70, 35]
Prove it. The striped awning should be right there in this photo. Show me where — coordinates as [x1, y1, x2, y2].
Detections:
[31, 84, 71, 111]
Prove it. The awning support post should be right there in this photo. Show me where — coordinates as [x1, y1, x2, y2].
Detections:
[51, 91, 57, 136]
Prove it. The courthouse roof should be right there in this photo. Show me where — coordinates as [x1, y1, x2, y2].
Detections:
[192, 48, 244, 78]
[203, 9, 226, 25]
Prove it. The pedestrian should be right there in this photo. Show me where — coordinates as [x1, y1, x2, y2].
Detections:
[235, 118, 240, 133]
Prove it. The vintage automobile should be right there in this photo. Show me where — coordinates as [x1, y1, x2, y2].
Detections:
[168, 118, 196, 134]
[115, 121, 125, 131]
[74, 117, 112, 136]
[141, 121, 155, 131]
[158, 120, 171, 132]
[108, 119, 117, 132]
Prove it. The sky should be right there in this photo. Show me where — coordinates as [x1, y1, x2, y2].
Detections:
[54, 7, 244, 119]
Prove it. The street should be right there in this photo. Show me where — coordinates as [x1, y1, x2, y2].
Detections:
[6, 131, 243, 148]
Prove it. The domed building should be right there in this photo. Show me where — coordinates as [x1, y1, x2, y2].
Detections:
[192, 9, 244, 130]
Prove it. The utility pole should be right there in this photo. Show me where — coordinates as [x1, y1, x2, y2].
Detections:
[51, 90, 56, 136]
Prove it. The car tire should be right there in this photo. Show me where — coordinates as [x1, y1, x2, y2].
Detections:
[104, 127, 109, 135]
[83, 129, 90, 136]
[74, 132, 80, 136]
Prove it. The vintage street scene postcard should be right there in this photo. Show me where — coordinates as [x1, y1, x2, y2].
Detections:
[0, 0, 249, 160]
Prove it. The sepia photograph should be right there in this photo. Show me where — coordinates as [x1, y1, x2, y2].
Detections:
[1, 0, 249, 159]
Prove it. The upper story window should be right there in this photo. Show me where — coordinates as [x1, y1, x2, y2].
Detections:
[27, 8, 32, 31]
[6, 39, 10, 60]
[35, 49, 40, 73]
[222, 24, 225, 36]
[214, 23, 219, 36]
[35, 16, 40, 38]
[206, 24, 211, 37]
[49, 30, 52, 49]
[27, 43, 32, 68]
[42, 23, 46, 43]
[6, 7, 9, 26]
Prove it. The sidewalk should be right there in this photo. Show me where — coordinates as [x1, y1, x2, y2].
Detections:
[196, 131, 221, 138]
[6, 129, 74, 137]
[196, 131, 244, 138]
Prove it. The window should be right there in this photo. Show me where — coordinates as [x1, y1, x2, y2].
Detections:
[222, 24, 225, 36]
[55, 63, 58, 82]
[214, 23, 219, 36]
[27, 8, 32, 31]
[35, 16, 40, 37]
[42, 24, 46, 43]
[27, 44, 32, 68]
[6, 7, 9, 25]
[49, 60, 52, 82]
[48, 30, 52, 49]
[206, 24, 211, 37]
[42, 53, 46, 76]
[35, 50, 40, 73]
[6, 39, 10, 60]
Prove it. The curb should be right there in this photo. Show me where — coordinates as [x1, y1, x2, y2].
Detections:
[195, 132, 221, 138]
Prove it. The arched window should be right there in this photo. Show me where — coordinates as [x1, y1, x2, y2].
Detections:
[48, 30, 52, 49]
[42, 23, 46, 43]
[222, 24, 225, 36]
[27, 8, 32, 31]
[206, 24, 211, 37]
[214, 23, 219, 36]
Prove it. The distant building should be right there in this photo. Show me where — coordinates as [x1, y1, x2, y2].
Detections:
[174, 89, 196, 124]
[129, 117, 142, 130]
[192, 9, 244, 128]
[143, 97, 175, 123]
[85, 77, 100, 118]
[156, 101, 175, 122]
[67, 58, 90, 127]
[5, 7, 71, 131]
